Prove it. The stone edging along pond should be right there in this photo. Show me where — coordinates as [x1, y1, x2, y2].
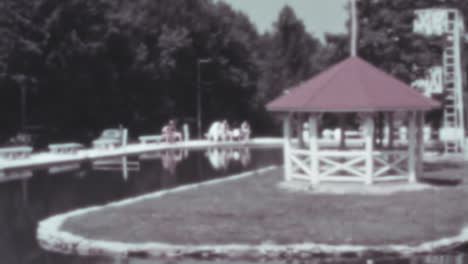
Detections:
[37, 165, 468, 260]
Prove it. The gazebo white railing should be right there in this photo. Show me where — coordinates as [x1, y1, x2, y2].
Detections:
[283, 111, 425, 185]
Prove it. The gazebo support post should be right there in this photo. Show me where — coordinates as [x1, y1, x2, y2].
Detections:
[408, 111, 417, 183]
[380, 113, 385, 147]
[283, 113, 292, 181]
[375, 113, 383, 147]
[309, 113, 319, 185]
[297, 114, 305, 148]
[416, 111, 425, 177]
[388, 112, 394, 149]
[373, 113, 383, 148]
[364, 113, 374, 185]
[339, 114, 346, 149]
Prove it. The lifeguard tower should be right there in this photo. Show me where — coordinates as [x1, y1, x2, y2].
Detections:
[412, 8, 466, 155]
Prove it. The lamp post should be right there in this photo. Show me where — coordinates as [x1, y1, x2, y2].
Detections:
[197, 58, 212, 138]
[20, 85, 27, 130]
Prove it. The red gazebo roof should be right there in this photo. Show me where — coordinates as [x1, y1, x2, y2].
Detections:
[267, 56, 441, 112]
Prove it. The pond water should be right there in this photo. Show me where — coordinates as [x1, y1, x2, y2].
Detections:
[0, 146, 467, 264]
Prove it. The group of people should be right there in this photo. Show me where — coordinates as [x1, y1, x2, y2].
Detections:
[161, 120, 183, 143]
[161, 119, 252, 143]
[206, 120, 251, 142]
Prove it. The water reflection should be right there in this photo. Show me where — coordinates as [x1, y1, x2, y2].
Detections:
[92, 157, 141, 181]
[87, 148, 250, 177]
[205, 147, 251, 170]
[139, 149, 189, 174]
[48, 163, 81, 175]
[0, 148, 282, 264]
[0, 170, 34, 207]
[0, 169, 33, 183]
[2, 148, 468, 264]
[161, 149, 189, 174]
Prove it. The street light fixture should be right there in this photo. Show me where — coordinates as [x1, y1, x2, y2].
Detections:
[197, 58, 212, 138]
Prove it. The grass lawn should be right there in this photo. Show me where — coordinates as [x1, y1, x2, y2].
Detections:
[61, 162, 468, 247]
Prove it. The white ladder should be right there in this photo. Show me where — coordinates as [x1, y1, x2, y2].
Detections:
[442, 10, 465, 154]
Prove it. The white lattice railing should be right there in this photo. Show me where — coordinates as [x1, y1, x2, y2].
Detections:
[319, 154, 366, 180]
[373, 151, 408, 181]
[290, 148, 311, 181]
[288, 149, 410, 183]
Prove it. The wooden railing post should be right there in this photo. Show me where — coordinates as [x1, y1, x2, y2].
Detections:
[283, 113, 292, 181]
[364, 113, 374, 185]
[297, 113, 305, 148]
[408, 111, 417, 183]
[416, 111, 425, 178]
[309, 113, 319, 185]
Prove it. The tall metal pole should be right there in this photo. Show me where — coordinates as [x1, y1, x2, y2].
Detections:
[20, 85, 26, 130]
[350, 0, 358, 57]
[196, 58, 211, 139]
[197, 61, 201, 139]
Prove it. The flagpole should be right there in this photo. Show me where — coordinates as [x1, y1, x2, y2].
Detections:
[350, 0, 358, 56]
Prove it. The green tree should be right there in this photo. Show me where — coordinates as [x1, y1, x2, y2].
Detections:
[356, 0, 449, 82]
[115, 0, 262, 132]
[257, 5, 322, 104]
[352, 0, 468, 128]
[0, 0, 44, 134]
[0, 0, 325, 141]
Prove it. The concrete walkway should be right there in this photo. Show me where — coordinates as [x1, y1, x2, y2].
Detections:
[0, 138, 282, 171]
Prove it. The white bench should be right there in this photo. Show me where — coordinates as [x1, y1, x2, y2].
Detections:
[139, 135, 163, 144]
[92, 128, 128, 149]
[0, 146, 33, 160]
[48, 143, 83, 154]
[92, 138, 121, 149]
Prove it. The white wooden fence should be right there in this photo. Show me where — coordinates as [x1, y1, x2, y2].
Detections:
[289, 149, 409, 183]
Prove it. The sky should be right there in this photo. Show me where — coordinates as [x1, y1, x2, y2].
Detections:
[215, 0, 349, 41]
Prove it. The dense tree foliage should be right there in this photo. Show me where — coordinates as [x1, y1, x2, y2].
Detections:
[0, 0, 266, 144]
[252, 5, 323, 131]
[256, 5, 321, 103]
[0, 0, 328, 144]
[357, 0, 445, 82]
[353, 0, 468, 127]
[0, 0, 464, 145]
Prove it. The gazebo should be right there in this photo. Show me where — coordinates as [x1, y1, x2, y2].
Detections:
[267, 55, 440, 185]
